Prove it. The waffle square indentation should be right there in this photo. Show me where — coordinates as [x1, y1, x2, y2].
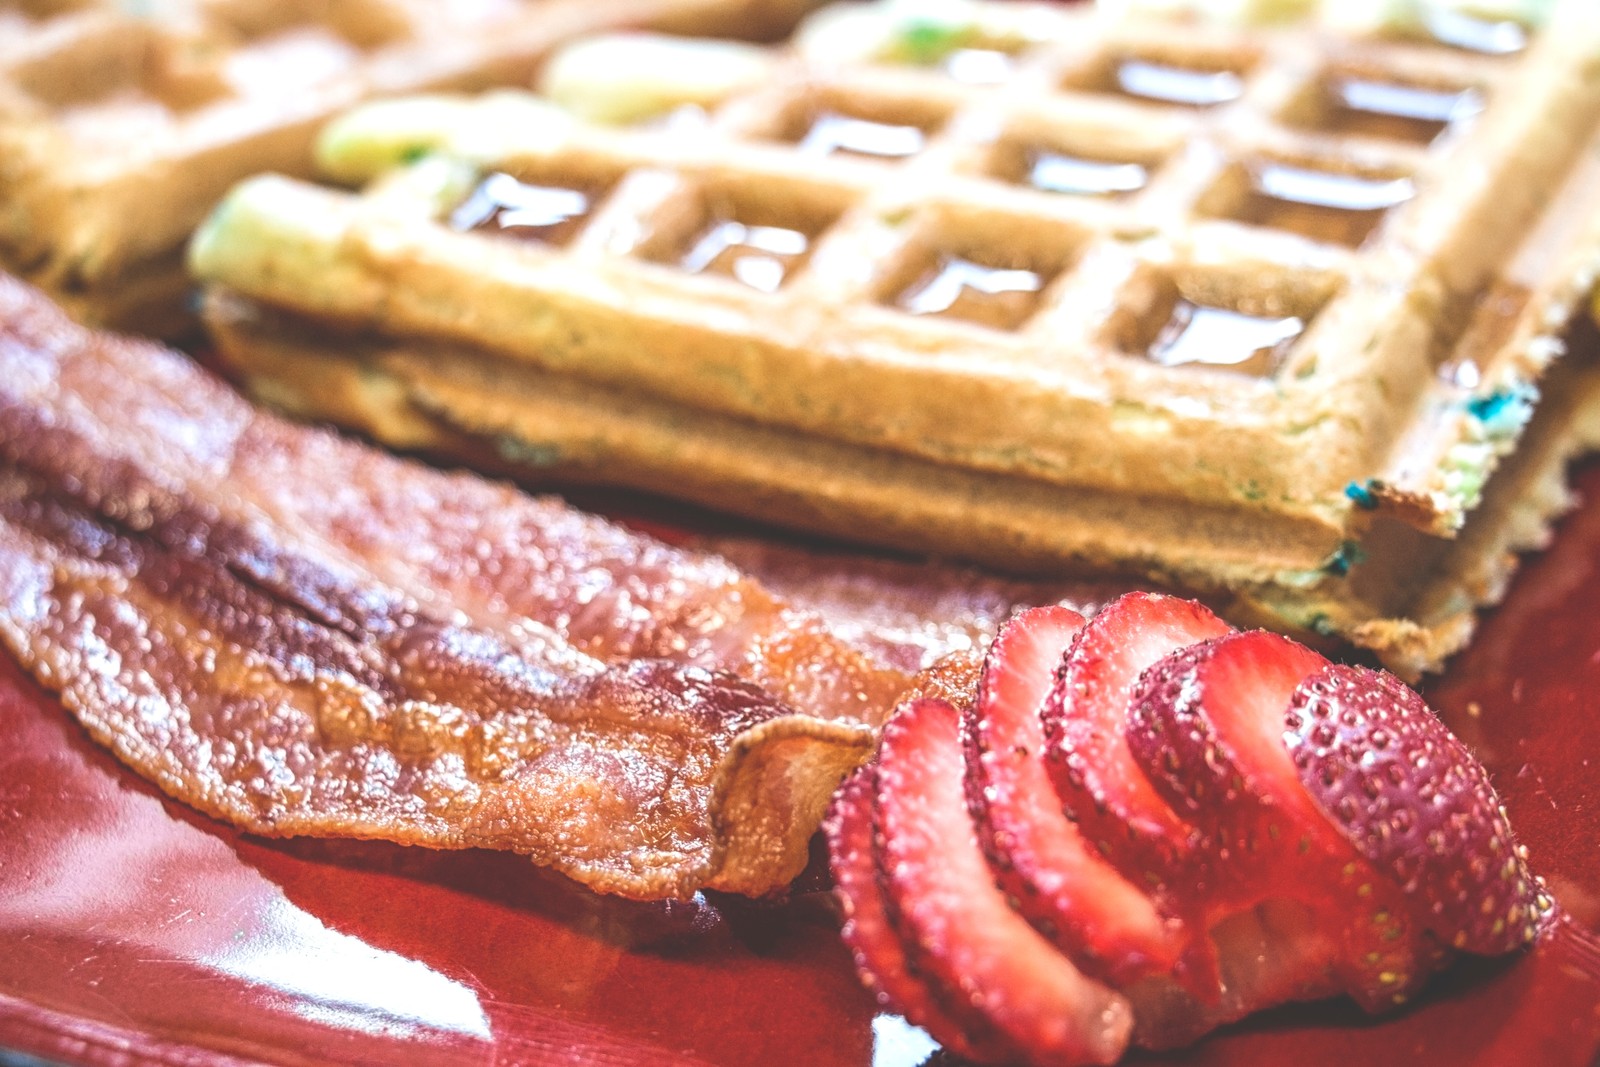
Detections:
[639, 177, 847, 293]
[772, 89, 952, 162]
[1410, 7, 1531, 55]
[989, 132, 1161, 199]
[1105, 263, 1336, 379]
[450, 170, 618, 248]
[1286, 67, 1483, 145]
[875, 210, 1080, 331]
[1201, 154, 1415, 248]
[1068, 46, 1255, 109]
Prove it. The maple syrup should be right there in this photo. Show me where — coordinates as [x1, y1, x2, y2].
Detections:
[679, 220, 812, 293]
[450, 172, 600, 246]
[894, 255, 1047, 330]
[796, 112, 927, 160]
[1234, 162, 1414, 247]
[1145, 299, 1304, 377]
[1326, 76, 1481, 144]
[1422, 7, 1528, 55]
[1027, 148, 1149, 198]
[1111, 58, 1244, 107]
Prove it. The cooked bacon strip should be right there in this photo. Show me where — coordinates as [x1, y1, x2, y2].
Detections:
[0, 273, 1070, 898]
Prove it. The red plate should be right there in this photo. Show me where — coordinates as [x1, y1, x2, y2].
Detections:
[2, 460, 1599, 1066]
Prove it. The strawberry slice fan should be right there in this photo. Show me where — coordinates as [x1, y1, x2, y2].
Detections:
[825, 592, 1552, 1067]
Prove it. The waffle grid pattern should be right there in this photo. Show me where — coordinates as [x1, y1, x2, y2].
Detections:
[193, 0, 1600, 537]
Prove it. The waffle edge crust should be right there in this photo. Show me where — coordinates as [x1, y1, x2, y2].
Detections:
[190, 0, 1600, 678]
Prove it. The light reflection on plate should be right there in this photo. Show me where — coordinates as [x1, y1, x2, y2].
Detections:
[870, 1014, 938, 1066]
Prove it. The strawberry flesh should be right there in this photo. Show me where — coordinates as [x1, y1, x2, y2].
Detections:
[1125, 631, 1333, 895]
[1127, 632, 1442, 1010]
[879, 697, 1134, 1067]
[1285, 664, 1552, 955]
[1042, 592, 1232, 887]
[964, 605, 1182, 984]
[1124, 899, 1344, 1050]
[825, 768, 990, 1062]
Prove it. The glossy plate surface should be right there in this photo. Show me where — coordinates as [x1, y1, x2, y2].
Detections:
[2, 454, 1600, 1065]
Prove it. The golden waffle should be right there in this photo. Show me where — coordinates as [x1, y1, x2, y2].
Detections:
[0, 0, 817, 336]
[189, 0, 1600, 677]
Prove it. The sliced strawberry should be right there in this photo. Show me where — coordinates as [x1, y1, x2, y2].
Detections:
[879, 697, 1134, 1067]
[830, 596, 1550, 1062]
[1125, 632, 1439, 1010]
[1284, 664, 1552, 955]
[1042, 592, 1233, 888]
[824, 768, 992, 1062]
[963, 604, 1183, 985]
[1125, 631, 1330, 887]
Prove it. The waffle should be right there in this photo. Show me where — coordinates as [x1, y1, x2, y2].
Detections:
[0, 0, 818, 336]
[190, 0, 1600, 677]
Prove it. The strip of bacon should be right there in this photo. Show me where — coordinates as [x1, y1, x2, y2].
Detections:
[0, 273, 1051, 899]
